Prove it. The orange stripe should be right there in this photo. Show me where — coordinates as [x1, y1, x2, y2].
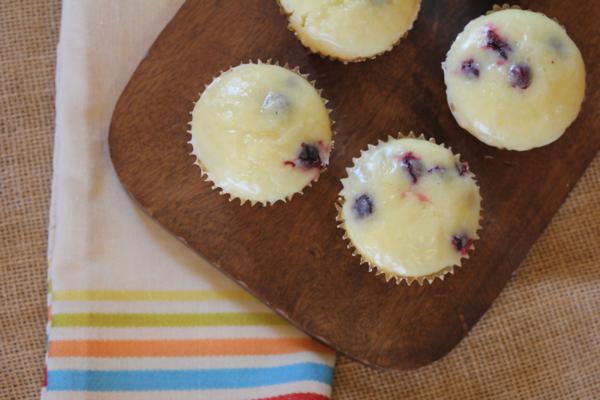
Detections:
[48, 338, 333, 357]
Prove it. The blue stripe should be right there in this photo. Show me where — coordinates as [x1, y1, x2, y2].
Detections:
[47, 362, 333, 391]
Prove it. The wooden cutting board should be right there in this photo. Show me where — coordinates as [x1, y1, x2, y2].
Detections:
[109, 0, 600, 370]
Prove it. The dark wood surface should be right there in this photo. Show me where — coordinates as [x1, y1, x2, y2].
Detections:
[109, 0, 599, 370]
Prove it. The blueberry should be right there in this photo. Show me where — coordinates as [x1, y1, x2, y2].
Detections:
[485, 28, 511, 60]
[461, 59, 480, 79]
[400, 152, 424, 184]
[261, 92, 290, 115]
[452, 234, 472, 254]
[297, 143, 321, 167]
[508, 63, 532, 89]
[549, 37, 563, 53]
[353, 194, 374, 219]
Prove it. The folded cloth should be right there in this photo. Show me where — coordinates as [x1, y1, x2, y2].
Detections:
[42, 1, 335, 398]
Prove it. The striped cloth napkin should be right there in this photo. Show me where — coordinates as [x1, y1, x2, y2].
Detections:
[42, 0, 335, 398]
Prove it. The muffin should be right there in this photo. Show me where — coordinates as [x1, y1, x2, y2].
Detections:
[443, 8, 586, 151]
[189, 61, 333, 205]
[278, 0, 421, 62]
[337, 134, 481, 285]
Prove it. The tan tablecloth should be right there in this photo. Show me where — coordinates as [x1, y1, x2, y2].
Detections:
[1, 1, 598, 399]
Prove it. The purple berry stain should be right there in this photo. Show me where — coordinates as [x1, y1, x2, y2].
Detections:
[353, 194, 374, 219]
[399, 152, 424, 184]
[452, 234, 473, 256]
[461, 59, 480, 79]
[484, 25, 511, 60]
[415, 192, 429, 203]
[428, 165, 446, 174]
[508, 63, 532, 89]
[456, 161, 469, 177]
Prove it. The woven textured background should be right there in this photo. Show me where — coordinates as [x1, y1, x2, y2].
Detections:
[1, 1, 60, 399]
[0, 1, 598, 399]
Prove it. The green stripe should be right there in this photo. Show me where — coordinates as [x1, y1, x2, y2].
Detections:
[51, 313, 286, 327]
[51, 290, 253, 302]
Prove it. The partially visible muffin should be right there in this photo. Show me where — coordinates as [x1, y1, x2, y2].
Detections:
[278, 0, 421, 62]
[338, 135, 481, 285]
[190, 62, 333, 205]
[443, 8, 586, 151]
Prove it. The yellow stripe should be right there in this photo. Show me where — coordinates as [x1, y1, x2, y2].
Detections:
[52, 289, 253, 302]
[51, 313, 286, 327]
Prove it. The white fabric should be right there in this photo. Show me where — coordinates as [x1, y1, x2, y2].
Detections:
[51, 0, 212, 290]
[45, 1, 335, 398]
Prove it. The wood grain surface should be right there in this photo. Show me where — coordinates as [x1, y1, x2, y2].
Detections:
[108, 0, 600, 370]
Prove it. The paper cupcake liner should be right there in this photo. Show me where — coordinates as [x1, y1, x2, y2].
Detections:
[487, 3, 522, 15]
[188, 59, 335, 207]
[488, 4, 563, 28]
[336, 131, 483, 286]
[276, 1, 421, 63]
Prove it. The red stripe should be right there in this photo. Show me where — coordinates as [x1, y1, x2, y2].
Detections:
[256, 393, 329, 400]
